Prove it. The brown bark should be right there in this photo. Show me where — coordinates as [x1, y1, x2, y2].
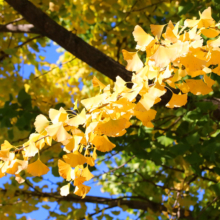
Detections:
[0, 188, 193, 219]
[5, 0, 132, 82]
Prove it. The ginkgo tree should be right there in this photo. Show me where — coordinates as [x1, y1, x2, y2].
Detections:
[2, 0, 220, 219]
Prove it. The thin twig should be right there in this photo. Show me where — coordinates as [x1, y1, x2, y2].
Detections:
[34, 57, 76, 79]
[195, 196, 219, 219]
[95, 155, 135, 179]
[15, 135, 50, 152]
[16, 35, 43, 48]
[0, 17, 24, 30]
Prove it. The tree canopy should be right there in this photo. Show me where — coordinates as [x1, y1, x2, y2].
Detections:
[1, 0, 220, 219]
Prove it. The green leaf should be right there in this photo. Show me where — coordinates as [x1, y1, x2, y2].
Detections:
[32, 177, 43, 183]
[9, 147, 16, 152]
[7, 129, 14, 140]
[52, 166, 60, 177]
[157, 136, 174, 147]
[111, 211, 120, 215]
[210, 183, 220, 196]
[178, 2, 194, 16]
[185, 152, 203, 165]
[178, 196, 197, 207]
[4, 48, 18, 55]
[172, 142, 190, 156]
[42, 204, 51, 210]
[17, 88, 32, 109]
[195, 101, 217, 112]
[186, 132, 200, 145]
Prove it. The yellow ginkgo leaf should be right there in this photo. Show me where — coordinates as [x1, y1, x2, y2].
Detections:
[146, 39, 159, 57]
[74, 99, 78, 111]
[198, 7, 215, 28]
[81, 166, 94, 181]
[92, 76, 106, 89]
[27, 131, 42, 149]
[74, 176, 86, 186]
[165, 26, 178, 43]
[60, 183, 70, 196]
[24, 141, 38, 157]
[34, 114, 49, 133]
[49, 107, 68, 124]
[0, 162, 5, 178]
[213, 64, 220, 76]
[0, 149, 15, 162]
[167, 20, 175, 30]
[58, 159, 72, 181]
[1, 140, 14, 150]
[201, 28, 220, 38]
[15, 174, 25, 184]
[1, 161, 9, 173]
[176, 82, 190, 94]
[166, 93, 188, 108]
[91, 135, 115, 152]
[122, 85, 142, 102]
[185, 7, 214, 28]
[151, 42, 189, 68]
[122, 50, 143, 72]
[142, 65, 159, 80]
[85, 122, 99, 138]
[95, 118, 131, 137]
[132, 25, 154, 51]
[63, 151, 87, 168]
[113, 76, 128, 95]
[185, 79, 213, 95]
[134, 109, 157, 127]
[67, 109, 86, 127]
[45, 135, 52, 146]
[6, 159, 28, 175]
[158, 65, 172, 84]
[27, 159, 50, 176]
[207, 50, 220, 65]
[184, 19, 200, 28]
[46, 122, 72, 142]
[207, 37, 220, 48]
[150, 24, 165, 39]
[148, 83, 167, 97]
[81, 93, 108, 110]
[28, 133, 45, 150]
[0, 170, 4, 178]
[71, 127, 85, 136]
[180, 53, 206, 71]
[63, 136, 82, 152]
[92, 148, 97, 160]
[86, 157, 95, 166]
[188, 26, 198, 40]
[139, 93, 157, 111]
[134, 102, 148, 112]
[74, 184, 91, 198]
[204, 74, 215, 88]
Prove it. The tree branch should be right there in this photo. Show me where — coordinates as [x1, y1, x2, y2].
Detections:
[0, 188, 160, 212]
[0, 188, 194, 219]
[5, 0, 132, 82]
[0, 188, 193, 219]
[0, 23, 41, 34]
[5, 0, 220, 115]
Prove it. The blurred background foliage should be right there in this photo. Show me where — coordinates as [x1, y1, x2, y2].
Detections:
[1, 0, 220, 219]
